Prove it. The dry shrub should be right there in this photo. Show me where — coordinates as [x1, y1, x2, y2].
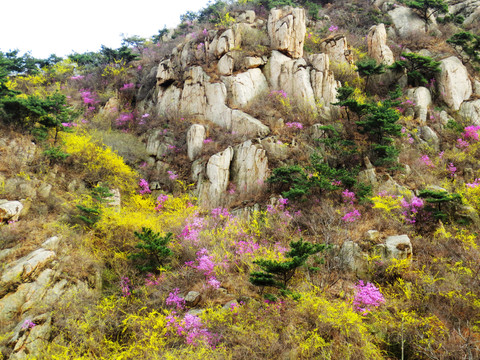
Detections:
[239, 26, 270, 56]
[325, 0, 391, 36]
[94, 130, 149, 165]
[330, 60, 361, 86]
[396, 31, 436, 52]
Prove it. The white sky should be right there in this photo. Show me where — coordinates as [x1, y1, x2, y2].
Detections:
[0, 0, 212, 59]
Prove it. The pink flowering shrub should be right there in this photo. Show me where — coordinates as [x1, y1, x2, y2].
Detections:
[285, 122, 303, 129]
[115, 112, 135, 128]
[211, 207, 230, 219]
[457, 138, 470, 149]
[420, 155, 435, 168]
[269, 90, 287, 98]
[342, 189, 356, 205]
[79, 89, 99, 106]
[138, 178, 151, 195]
[155, 194, 169, 211]
[342, 209, 361, 222]
[120, 82, 135, 91]
[120, 277, 131, 297]
[234, 239, 260, 256]
[186, 248, 221, 289]
[462, 126, 480, 141]
[456, 126, 480, 150]
[166, 313, 220, 347]
[22, 319, 36, 330]
[165, 288, 186, 310]
[467, 179, 480, 188]
[353, 280, 385, 315]
[400, 196, 424, 224]
[447, 163, 456, 178]
[181, 214, 205, 243]
[167, 170, 178, 180]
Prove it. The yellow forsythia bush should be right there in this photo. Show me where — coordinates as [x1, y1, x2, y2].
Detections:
[61, 130, 137, 191]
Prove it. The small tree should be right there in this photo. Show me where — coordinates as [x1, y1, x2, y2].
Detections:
[355, 58, 385, 91]
[76, 185, 114, 227]
[389, 52, 441, 87]
[447, 31, 480, 71]
[356, 88, 402, 166]
[405, 0, 448, 32]
[129, 228, 174, 272]
[332, 85, 368, 123]
[0, 91, 75, 142]
[418, 189, 461, 222]
[250, 238, 328, 296]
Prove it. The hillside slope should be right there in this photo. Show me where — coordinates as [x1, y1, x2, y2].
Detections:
[1, 0, 480, 358]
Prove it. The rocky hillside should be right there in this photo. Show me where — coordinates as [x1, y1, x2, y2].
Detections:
[1, 0, 480, 358]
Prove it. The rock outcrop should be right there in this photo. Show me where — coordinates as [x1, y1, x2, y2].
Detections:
[367, 24, 395, 65]
[198, 147, 234, 207]
[388, 6, 426, 36]
[0, 201, 23, 223]
[278, 58, 316, 109]
[459, 100, 480, 126]
[222, 68, 269, 108]
[309, 53, 340, 113]
[382, 235, 413, 260]
[187, 124, 206, 161]
[231, 111, 270, 138]
[406, 87, 432, 124]
[320, 35, 353, 64]
[438, 56, 472, 111]
[267, 7, 306, 59]
[231, 140, 268, 194]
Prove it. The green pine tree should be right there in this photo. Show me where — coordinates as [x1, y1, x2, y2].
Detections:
[389, 52, 441, 87]
[129, 228, 174, 272]
[405, 0, 448, 32]
[250, 238, 328, 295]
[355, 58, 386, 91]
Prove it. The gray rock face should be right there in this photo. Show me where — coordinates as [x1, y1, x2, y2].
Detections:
[156, 59, 175, 86]
[388, 6, 426, 37]
[278, 57, 316, 109]
[309, 53, 340, 113]
[420, 126, 440, 151]
[320, 35, 353, 65]
[205, 82, 232, 130]
[339, 241, 365, 272]
[438, 56, 472, 111]
[184, 291, 201, 306]
[180, 66, 208, 118]
[157, 85, 182, 118]
[384, 235, 413, 260]
[447, 0, 480, 25]
[222, 68, 268, 108]
[187, 124, 206, 161]
[216, 29, 236, 58]
[243, 56, 266, 69]
[237, 10, 256, 23]
[367, 24, 395, 65]
[459, 100, 480, 126]
[406, 87, 432, 124]
[267, 7, 306, 59]
[218, 53, 234, 75]
[146, 129, 165, 156]
[1, 248, 55, 288]
[36, 183, 52, 200]
[260, 137, 289, 161]
[0, 201, 23, 222]
[199, 147, 234, 207]
[232, 140, 268, 194]
[231, 111, 270, 138]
